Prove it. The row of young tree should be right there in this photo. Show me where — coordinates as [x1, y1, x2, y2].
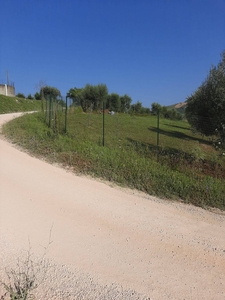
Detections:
[16, 92, 35, 99]
[16, 86, 62, 101]
[68, 84, 132, 113]
[16, 84, 183, 120]
[68, 84, 182, 119]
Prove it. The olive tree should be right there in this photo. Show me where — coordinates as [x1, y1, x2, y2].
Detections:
[120, 94, 132, 112]
[41, 86, 61, 99]
[185, 50, 225, 148]
[77, 84, 108, 112]
[106, 93, 121, 112]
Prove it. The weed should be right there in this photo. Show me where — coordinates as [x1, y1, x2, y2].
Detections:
[0, 228, 53, 300]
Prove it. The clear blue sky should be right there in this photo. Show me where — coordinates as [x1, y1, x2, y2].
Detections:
[1, 0, 225, 107]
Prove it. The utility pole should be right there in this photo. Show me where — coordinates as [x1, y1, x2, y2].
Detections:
[6, 70, 9, 85]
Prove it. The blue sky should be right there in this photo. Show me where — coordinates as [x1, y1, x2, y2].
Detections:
[1, 0, 225, 107]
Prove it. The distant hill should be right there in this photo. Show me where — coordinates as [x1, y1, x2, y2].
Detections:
[167, 101, 187, 115]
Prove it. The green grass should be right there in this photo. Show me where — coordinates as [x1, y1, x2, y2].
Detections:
[2, 110, 225, 210]
[0, 94, 42, 114]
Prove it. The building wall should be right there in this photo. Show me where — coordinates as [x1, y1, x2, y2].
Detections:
[0, 84, 15, 96]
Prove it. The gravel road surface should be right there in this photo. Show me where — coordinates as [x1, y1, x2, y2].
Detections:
[0, 112, 224, 299]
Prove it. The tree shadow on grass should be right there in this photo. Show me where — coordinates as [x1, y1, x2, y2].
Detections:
[127, 137, 194, 161]
[126, 138, 157, 153]
[126, 138, 225, 179]
[148, 127, 212, 145]
[164, 123, 190, 131]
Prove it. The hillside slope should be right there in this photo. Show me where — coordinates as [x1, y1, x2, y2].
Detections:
[0, 94, 42, 114]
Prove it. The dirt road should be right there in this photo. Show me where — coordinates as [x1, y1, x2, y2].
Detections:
[0, 113, 225, 299]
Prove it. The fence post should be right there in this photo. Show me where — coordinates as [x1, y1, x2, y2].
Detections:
[65, 95, 68, 133]
[157, 109, 160, 152]
[102, 101, 105, 146]
[45, 96, 48, 123]
[49, 96, 52, 128]
[65, 94, 72, 133]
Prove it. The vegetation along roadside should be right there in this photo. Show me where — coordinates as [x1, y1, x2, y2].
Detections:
[2, 110, 225, 211]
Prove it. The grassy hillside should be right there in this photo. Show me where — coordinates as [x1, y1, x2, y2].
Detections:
[3, 110, 225, 210]
[0, 94, 42, 114]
